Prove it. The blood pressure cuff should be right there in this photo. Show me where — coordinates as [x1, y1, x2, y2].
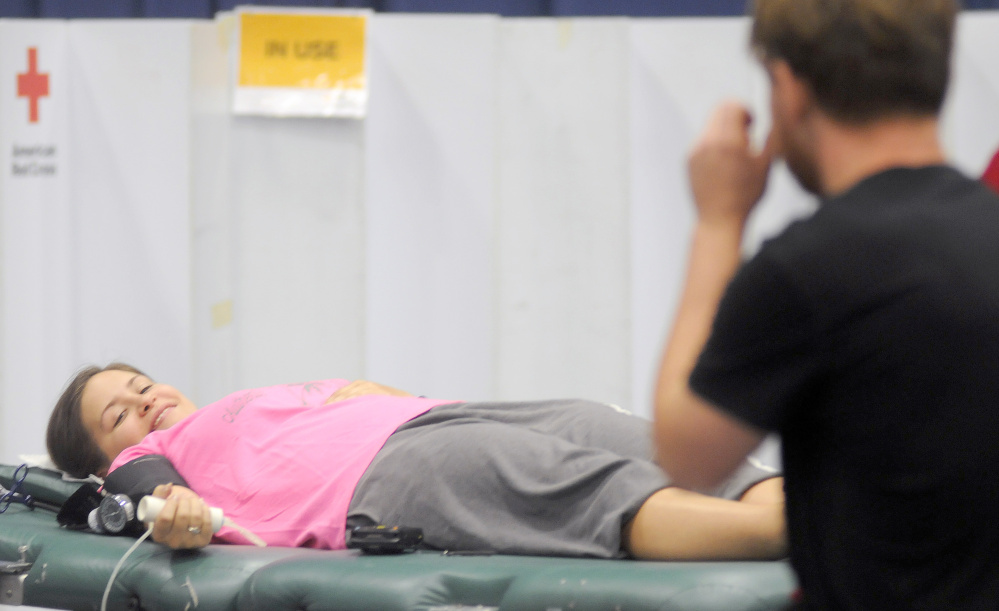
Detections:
[104, 454, 189, 502]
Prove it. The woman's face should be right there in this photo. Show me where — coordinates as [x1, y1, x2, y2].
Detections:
[80, 369, 199, 464]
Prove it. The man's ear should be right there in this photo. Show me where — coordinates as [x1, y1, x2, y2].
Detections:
[769, 60, 814, 126]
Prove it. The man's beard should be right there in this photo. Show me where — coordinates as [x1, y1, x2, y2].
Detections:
[783, 135, 823, 196]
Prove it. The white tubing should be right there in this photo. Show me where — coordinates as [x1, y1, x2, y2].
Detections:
[101, 526, 153, 611]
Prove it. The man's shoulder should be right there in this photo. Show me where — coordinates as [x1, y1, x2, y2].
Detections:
[757, 164, 998, 267]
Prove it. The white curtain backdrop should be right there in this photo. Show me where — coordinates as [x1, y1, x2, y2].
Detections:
[2, 13, 998, 466]
[1, 20, 74, 469]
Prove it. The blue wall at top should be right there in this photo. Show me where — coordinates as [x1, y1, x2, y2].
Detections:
[2, 0, 998, 18]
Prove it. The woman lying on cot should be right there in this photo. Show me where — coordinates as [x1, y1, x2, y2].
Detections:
[46, 362, 786, 560]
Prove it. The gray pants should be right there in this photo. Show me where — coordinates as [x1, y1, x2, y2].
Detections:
[347, 400, 778, 558]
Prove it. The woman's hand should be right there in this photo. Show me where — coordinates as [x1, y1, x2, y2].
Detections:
[324, 380, 413, 404]
[147, 483, 213, 549]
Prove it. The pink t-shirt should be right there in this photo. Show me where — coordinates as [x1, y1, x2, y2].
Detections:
[108, 380, 456, 549]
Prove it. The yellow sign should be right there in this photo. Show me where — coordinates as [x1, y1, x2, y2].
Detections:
[238, 12, 366, 91]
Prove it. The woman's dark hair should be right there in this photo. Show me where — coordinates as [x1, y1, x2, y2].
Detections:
[46, 362, 146, 478]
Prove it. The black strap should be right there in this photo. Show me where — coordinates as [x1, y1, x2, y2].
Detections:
[104, 454, 189, 503]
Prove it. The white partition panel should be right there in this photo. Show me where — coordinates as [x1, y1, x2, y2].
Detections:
[190, 20, 237, 405]
[0, 21, 73, 464]
[193, 16, 366, 401]
[226, 116, 367, 391]
[628, 17, 760, 418]
[365, 15, 498, 401]
[67, 21, 193, 391]
[495, 19, 632, 406]
[946, 13, 999, 175]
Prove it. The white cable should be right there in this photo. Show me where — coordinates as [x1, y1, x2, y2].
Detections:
[101, 525, 153, 611]
[98, 500, 267, 611]
[99, 497, 268, 611]
[223, 517, 267, 548]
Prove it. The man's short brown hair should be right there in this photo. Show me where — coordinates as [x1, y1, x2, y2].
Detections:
[750, 0, 959, 123]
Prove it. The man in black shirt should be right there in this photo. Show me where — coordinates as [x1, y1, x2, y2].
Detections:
[652, 0, 999, 608]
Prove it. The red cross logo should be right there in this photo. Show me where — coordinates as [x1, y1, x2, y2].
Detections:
[17, 47, 50, 124]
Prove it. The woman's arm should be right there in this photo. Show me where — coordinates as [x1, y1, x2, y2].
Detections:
[103, 454, 211, 548]
[324, 380, 413, 403]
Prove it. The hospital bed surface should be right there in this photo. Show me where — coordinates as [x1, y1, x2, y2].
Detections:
[0, 463, 797, 610]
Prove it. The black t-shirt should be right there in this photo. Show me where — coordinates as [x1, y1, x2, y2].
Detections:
[691, 166, 999, 610]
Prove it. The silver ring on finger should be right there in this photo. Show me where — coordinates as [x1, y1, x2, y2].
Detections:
[187, 526, 202, 535]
